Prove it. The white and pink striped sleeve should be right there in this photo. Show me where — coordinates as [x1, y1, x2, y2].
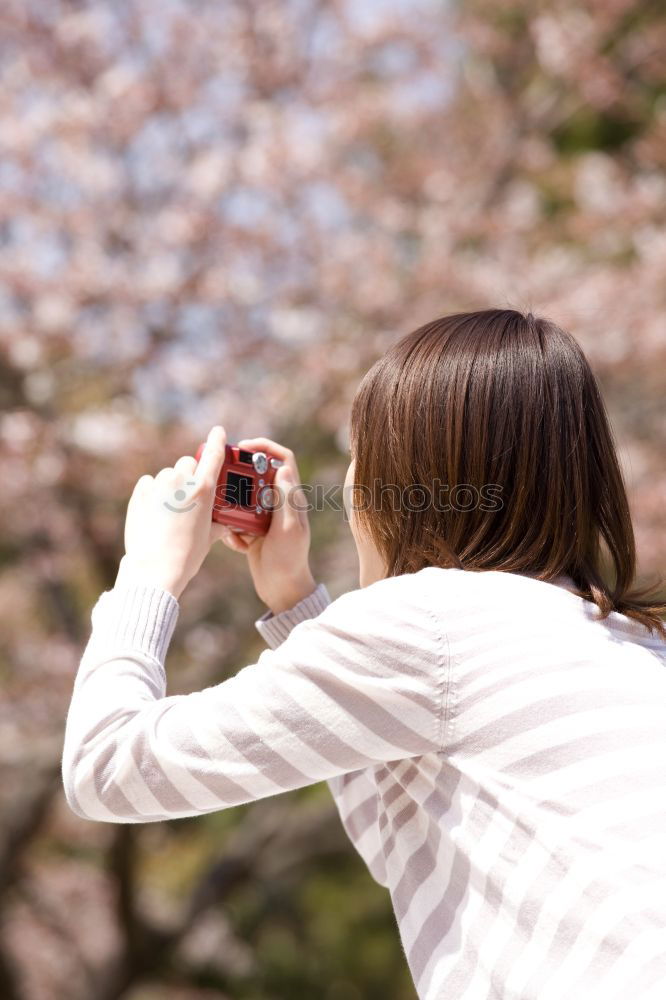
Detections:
[61, 568, 448, 824]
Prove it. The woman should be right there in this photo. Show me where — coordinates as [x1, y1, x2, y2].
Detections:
[62, 308, 666, 999]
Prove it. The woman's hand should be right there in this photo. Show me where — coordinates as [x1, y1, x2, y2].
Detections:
[218, 436, 316, 615]
[120, 425, 229, 600]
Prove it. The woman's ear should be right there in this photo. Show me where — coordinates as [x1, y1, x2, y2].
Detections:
[342, 459, 355, 516]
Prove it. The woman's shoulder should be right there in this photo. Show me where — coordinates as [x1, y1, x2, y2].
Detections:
[296, 568, 460, 654]
[338, 566, 466, 598]
[317, 567, 472, 638]
[327, 566, 463, 613]
[328, 566, 586, 631]
[335, 566, 517, 608]
[311, 566, 589, 646]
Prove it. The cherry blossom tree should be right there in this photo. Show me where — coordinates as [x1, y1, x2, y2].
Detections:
[0, 1, 663, 996]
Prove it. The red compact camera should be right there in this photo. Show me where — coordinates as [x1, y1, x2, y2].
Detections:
[193, 442, 283, 536]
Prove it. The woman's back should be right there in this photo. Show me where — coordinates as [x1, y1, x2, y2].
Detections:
[328, 567, 666, 1000]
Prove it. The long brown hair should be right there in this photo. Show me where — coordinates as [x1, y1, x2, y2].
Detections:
[350, 308, 666, 638]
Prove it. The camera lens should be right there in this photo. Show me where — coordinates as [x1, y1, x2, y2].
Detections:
[252, 452, 268, 474]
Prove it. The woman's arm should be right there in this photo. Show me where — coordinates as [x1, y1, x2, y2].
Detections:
[61, 567, 448, 824]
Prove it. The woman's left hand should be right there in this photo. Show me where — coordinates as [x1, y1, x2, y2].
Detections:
[119, 425, 229, 600]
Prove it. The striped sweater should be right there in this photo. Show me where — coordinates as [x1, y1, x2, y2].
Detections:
[61, 561, 666, 999]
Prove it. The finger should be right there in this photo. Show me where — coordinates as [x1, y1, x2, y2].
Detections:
[236, 532, 259, 546]
[153, 467, 178, 510]
[125, 474, 155, 549]
[227, 528, 260, 549]
[127, 474, 154, 515]
[212, 523, 252, 552]
[173, 455, 197, 478]
[272, 465, 309, 532]
[132, 473, 154, 494]
[154, 466, 175, 483]
[194, 425, 227, 493]
[236, 437, 300, 481]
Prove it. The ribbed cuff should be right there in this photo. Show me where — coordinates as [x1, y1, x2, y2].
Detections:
[89, 572, 180, 666]
[255, 583, 332, 648]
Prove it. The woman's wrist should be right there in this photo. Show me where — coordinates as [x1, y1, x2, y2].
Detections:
[115, 554, 185, 601]
[262, 571, 317, 616]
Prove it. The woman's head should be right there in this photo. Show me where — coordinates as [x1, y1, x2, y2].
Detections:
[347, 307, 666, 637]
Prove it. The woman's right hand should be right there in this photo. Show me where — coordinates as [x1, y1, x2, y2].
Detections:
[216, 437, 316, 615]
